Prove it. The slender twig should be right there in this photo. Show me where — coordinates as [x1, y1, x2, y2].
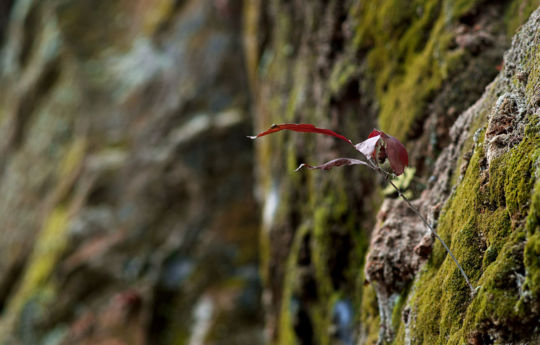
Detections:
[368, 162, 476, 294]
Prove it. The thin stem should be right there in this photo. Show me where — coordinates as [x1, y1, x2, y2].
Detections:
[374, 165, 476, 295]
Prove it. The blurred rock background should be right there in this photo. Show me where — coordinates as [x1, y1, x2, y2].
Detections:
[0, 0, 263, 344]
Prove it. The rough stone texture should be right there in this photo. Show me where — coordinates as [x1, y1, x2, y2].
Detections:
[248, 1, 540, 345]
[364, 199, 429, 344]
[0, 1, 263, 344]
[1, 1, 540, 345]
[397, 9, 540, 345]
[364, 84, 491, 344]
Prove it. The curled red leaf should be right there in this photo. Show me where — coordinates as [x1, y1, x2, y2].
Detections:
[354, 130, 409, 175]
[295, 158, 369, 171]
[379, 132, 409, 176]
[249, 124, 409, 175]
[248, 123, 353, 145]
[368, 129, 382, 138]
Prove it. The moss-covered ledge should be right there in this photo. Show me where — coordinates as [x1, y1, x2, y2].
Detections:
[372, 8, 540, 345]
[248, 0, 540, 343]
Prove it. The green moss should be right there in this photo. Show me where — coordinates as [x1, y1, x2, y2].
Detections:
[463, 229, 527, 334]
[360, 285, 381, 345]
[142, 0, 175, 35]
[12, 207, 70, 309]
[309, 179, 359, 344]
[478, 208, 511, 247]
[243, 0, 262, 92]
[382, 167, 416, 198]
[169, 328, 190, 345]
[0, 206, 71, 339]
[522, 122, 540, 306]
[255, 2, 540, 344]
[312, 202, 335, 302]
[349, 0, 490, 140]
[526, 172, 540, 236]
[488, 154, 509, 208]
[347, 0, 535, 142]
[398, 116, 540, 343]
[504, 0, 540, 37]
[58, 138, 86, 179]
[391, 282, 411, 332]
[504, 136, 537, 219]
[363, 106, 538, 345]
[56, 0, 134, 58]
[524, 231, 540, 301]
[329, 61, 358, 96]
[0, 134, 88, 339]
[277, 224, 309, 345]
[377, 24, 453, 141]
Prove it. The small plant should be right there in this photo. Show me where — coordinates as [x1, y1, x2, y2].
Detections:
[249, 123, 476, 294]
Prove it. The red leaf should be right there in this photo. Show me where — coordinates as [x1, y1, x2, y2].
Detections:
[295, 158, 369, 171]
[248, 123, 353, 145]
[354, 129, 409, 176]
[248, 123, 409, 176]
[367, 129, 382, 139]
[379, 132, 409, 176]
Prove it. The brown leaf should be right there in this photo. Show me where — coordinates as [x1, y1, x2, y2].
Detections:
[295, 158, 369, 171]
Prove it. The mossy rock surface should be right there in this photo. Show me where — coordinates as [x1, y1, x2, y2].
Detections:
[251, 1, 540, 344]
[391, 8, 540, 344]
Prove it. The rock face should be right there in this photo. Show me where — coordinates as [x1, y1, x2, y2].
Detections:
[0, 0, 263, 344]
[248, 1, 540, 345]
[1, 1, 540, 345]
